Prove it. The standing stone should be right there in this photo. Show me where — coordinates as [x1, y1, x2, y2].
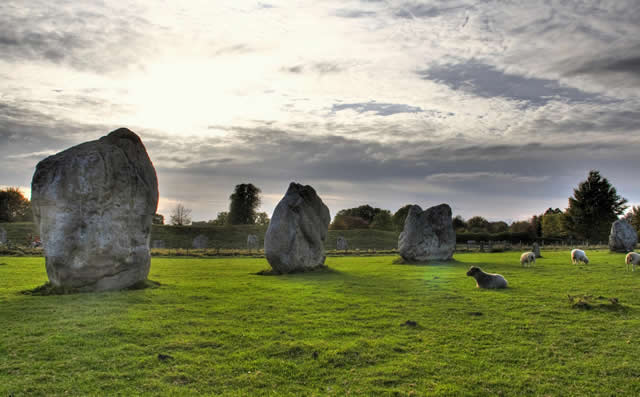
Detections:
[532, 242, 541, 258]
[609, 219, 638, 252]
[0, 226, 6, 245]
[337, 236, 348, 251]
[398, 204, 455, 262]
[193, 234, 208, 249]
[247, 234, 259, 251]
[31, 128, 158, 291]
[264, 182, 330, 273]
[152, 240, 165, 249]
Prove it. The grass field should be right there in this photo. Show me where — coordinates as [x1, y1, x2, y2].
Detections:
[2, 251, 640, 396]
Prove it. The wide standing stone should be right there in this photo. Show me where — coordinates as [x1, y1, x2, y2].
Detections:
[0, 226, 6, 244]
[193, 234, 208, 249]
[264, 182, 330, 273]
[31, 128, 158, 291]
[398, 204, 455, 262]
[609, 219, 638, 252]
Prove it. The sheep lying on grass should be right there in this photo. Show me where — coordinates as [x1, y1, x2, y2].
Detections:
[520, 251, 536, 267]
[571, 249, 589, 265]
[466, 266, 508, 289]
[626, 252, 640, 271]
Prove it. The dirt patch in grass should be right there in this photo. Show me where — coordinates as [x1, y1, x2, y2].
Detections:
[568, 294, 625, 311]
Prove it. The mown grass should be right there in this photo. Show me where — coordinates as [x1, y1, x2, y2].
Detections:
[1, 251, 640, 396]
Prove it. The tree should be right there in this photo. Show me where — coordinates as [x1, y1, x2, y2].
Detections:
[255, 212, 270, 226]
[0, 187, 31, 222]
[210, 211, 229, 226]
[509, 220, 535, 237]
[152, 213, 164, 225]
[564, 170, 628, 241]
[330, 215, 369, 230]
[370, 210, 393, 230]
[392, 205, 413, 231]
[170, 203, 192, 226]
[467, 216, 490, 232]
[488, 221, 509, 234]
[624, 206, 640, 239]
[336, 205, 383, 225]
[452, 215, 467, 231]
[228, 183, 261, 225]
[542, 212, 567, 239]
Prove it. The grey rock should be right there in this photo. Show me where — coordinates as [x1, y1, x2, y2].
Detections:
[337, 236, 348, 250]
[609, 219, 638, 252]
[264, 182, 331, 273]
[247, 234, 259, 250]
[31, 128, 158, 291]
[0, 226, 6, 244]
[532, 242, 541, 258]
[152, 240, 165, 249]
[193, 234, 208, 249]
[398, 204, 455, 262]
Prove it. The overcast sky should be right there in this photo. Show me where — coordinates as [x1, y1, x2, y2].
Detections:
[1, 0, 639, 222]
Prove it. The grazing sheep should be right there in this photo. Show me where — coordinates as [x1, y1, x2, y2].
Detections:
[626, 252, 640, 272]
[571, 249, 589, 265]
[520, 251, 536, 267]
[466, 266, 508, 289]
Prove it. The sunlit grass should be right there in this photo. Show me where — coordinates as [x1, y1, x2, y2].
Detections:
[1, 250, 640, 395]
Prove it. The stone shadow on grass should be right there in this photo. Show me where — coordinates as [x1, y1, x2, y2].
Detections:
[21, 279, 163, 296]
[252, 265, 338, 276]
[392, 256, 461, 266]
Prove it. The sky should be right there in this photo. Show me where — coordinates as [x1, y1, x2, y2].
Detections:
[1, 0, 639, 223]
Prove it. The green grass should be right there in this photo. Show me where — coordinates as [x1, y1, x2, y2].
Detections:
[2, 251, 640, 396]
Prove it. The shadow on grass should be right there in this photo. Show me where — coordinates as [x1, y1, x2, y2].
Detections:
[252, 265, 340, 277]
[21, 279, 163, 296]
[391, 256, 462, 266]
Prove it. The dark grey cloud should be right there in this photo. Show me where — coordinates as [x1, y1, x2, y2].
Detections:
[567, 48, 640, 81]
[0, 1, 153, 72]
[331, 101, 423, 116]
[393, 2, 471, 19]
[332, 9, 377, 18]
[419, 61, 612, 107]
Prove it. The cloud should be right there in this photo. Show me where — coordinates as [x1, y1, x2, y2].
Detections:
[392, 2, 471, 19]
[330, 101, 423, 116]
[281, 62, 343, 74]
[332, 9, 377, 19]
[419, 60, 611, 107]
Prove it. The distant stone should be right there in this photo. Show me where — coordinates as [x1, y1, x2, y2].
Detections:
[532, 242, 541, 258]
[193, 234, 208, 249]
[264, 182, 331, 273]
[31, 128, 158, 291]
[609, 219, 638, 253]
[337, 236, 348, 250]
[152, 240, 165, 249]
[247, 234, 259, 250]
[398, 204, 455, 262]
[0, 226, 6, 244]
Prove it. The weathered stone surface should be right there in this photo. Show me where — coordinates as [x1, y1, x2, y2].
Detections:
[609, 219, 638, 252]
[337, 236, 348, 250]
[31, 128, 158, 291]
[398, 204, 455, 262]
[532, 242, 541, 258]
[193, 234, 208, 249]
[0, 226, 6, 244]
[247, 234, 259, 250]
[152, 240, 165, 249]
[264, 182, 330, 273]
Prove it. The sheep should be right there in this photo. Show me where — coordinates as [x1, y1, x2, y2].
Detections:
[520, 251, 536, 267]
[626, 252, 640, 272]
[571, 249, 589, 265]
[466, 266, 508, 289]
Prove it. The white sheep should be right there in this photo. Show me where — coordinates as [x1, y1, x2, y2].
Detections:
[466, 266, 508, 289]
[571, 249, 589, 265]
[520, 251, 536, 267]
[625, 252, 640, 271]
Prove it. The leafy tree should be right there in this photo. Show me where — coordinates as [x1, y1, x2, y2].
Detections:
[209, 211, 229, 226]
[228, 183, 261, 225]
[336, 205, 382, 225]
[392, 205, 413, 231]
[170, 203, 192, 226]
[255, 212, 270, 226]
[488, 221, 509, 234]
[564, 170, 628, 241]
[542, 212, 567, 239]
[152, 213, 164, 225]
[467, 216, 490, 232]
[624, 206, 640, 237]
[531, 215, 542, 238]
[370, 210, 393, 230]
[330, 215, 369, 230]
[452, 215, 466, 231]
[0, 187, 31, 222]
[509, 220, 535, 237]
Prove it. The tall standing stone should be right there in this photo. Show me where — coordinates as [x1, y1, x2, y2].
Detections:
[247, 234, 259, 251]
[193, 234, 208, 249]
[264, 182, 330, 273]
[337, 236, 348, 251]
[398, 204, 455, 262]
[31, 128, 158, 291]
[609, 219, 638, 252]
[532, 242, 541, 258]
[0, 226, 6, 245]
